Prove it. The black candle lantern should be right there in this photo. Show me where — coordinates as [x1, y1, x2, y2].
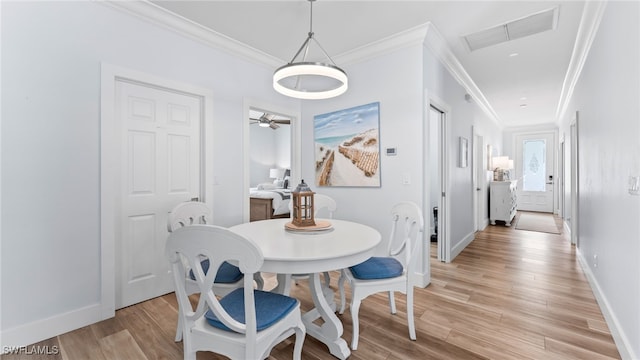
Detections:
[291, 180, 315, 227]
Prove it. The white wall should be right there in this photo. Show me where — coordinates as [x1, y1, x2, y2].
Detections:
[558, 2, 639, 358]
[249, 125, 291, 187]
[1, 1, 299, 346]
[298, 37, 501, 262]
[275, 125, 292, 169]
[300, 45, 425, 252]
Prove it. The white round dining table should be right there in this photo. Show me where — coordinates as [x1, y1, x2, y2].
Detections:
[229, 218, 381, 359]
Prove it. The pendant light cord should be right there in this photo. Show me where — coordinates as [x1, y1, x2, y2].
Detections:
[287, 0, 338, 67]
[309, 0, 314, 36]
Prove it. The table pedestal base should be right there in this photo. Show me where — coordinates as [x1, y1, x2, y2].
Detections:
[276, 273, 351, 359]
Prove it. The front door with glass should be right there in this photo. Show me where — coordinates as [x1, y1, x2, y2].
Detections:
[515, 132, 555, 213]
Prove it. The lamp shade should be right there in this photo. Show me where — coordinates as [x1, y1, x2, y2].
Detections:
[269, 168, 281, 179]
[492, 156, 510, 170]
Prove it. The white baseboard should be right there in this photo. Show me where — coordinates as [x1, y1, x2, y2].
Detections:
[450, 231, 475, 261]
[1, 303, 105, 350]
[413, 270, 431, 288]
[576, 249, 636, 360]
[563, 220, 571, 236]
[479, 218, 490, 231]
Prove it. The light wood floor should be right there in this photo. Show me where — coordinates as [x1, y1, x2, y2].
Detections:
[5, 212, 620, 359]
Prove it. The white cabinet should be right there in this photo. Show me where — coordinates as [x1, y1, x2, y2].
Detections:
[490, 180, 518, 226]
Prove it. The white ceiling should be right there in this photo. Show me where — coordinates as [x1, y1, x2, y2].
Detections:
[147, 0, 587, 128]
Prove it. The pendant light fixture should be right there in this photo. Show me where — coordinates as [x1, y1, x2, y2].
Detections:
[273, 0, 348, 100]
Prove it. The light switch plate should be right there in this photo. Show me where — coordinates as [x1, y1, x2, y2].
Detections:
[402, 173, 411, 185]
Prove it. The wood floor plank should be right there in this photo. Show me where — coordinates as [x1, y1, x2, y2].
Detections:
[445, 330, 526, 360]
[545, 336, 620, 360]
[98, 330, 148, 360]
[58, 326, 107, 360]
[115, 303, 184, 359]
[14, 212, 620, 359]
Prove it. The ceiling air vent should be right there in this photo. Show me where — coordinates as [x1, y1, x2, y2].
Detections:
[463, 7, 558, 52]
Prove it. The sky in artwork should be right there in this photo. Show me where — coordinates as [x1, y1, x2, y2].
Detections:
[314, 102, 379, 143]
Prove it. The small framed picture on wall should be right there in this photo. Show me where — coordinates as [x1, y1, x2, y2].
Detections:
[459, 137, 468, 168]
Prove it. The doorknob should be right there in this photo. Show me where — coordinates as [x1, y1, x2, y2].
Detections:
[476, 187, 481, 191]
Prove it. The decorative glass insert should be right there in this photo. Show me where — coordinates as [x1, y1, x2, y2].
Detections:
[523, 139, 546, 192]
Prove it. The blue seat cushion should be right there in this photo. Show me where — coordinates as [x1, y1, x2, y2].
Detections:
[349, 256, 404, 280]
[189, 260, 243, 284]
[204, 288, 299, 332]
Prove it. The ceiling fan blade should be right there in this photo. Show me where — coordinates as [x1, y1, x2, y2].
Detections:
[272, 119, 291, 124]
[269, 121, 280, 129]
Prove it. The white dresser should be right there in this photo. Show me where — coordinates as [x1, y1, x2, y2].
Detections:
[489, 180, 518, 226]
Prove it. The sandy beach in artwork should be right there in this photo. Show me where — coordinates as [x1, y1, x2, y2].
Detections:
[315, 128, 380, 187]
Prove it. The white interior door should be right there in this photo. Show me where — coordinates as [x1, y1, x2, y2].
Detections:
[515, 132, 555, 213]
[116, 80, 201, 309]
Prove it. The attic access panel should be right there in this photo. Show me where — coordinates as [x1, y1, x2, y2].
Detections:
[463, 7, 558, 52]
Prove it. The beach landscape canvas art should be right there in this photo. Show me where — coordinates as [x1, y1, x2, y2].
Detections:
[314, 102, 381, 187]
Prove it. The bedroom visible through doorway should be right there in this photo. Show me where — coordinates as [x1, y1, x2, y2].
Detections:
[246, 107, 294, 222]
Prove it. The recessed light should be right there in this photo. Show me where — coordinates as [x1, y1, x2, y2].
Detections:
[520, 104, 528, 108]
[520, 97, 527, 101]
[509, 52, 519, 57]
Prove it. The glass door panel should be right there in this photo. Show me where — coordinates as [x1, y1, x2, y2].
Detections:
[522, 139, 546, 192]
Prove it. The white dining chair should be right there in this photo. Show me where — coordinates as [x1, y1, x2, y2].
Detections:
[338, 201, 424, 350]
[290, 194, 337, 287]
[166, 225, 306, 360]
[167, 201, 264, 341]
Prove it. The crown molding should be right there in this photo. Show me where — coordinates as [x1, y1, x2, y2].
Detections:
[423, 23, 503, 128]
[101, 0, 500, 128]
[334, 23, 430, 66]
[555, 1, 607, 123]
[98, 0, 283, 68]
[100, 1, 432, 71]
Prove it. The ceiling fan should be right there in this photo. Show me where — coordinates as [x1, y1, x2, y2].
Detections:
[249, 112, 291, 130]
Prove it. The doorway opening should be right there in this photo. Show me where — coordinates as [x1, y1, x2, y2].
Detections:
[243, 102, 300, 223]
[425, 101, 449, 264]
[247, 108, 292, 221]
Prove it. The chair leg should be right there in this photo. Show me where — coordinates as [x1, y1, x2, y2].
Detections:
[254, 273, 264, 290]
[350, 299, 362, 350]
[407, 287, 416, 340]
[293, 325, 306, 360]
[183, 334, 195, 360]
[174, 315, 183, 342]
[338, 270, 347, 314]
[388, 291, 397, 314]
